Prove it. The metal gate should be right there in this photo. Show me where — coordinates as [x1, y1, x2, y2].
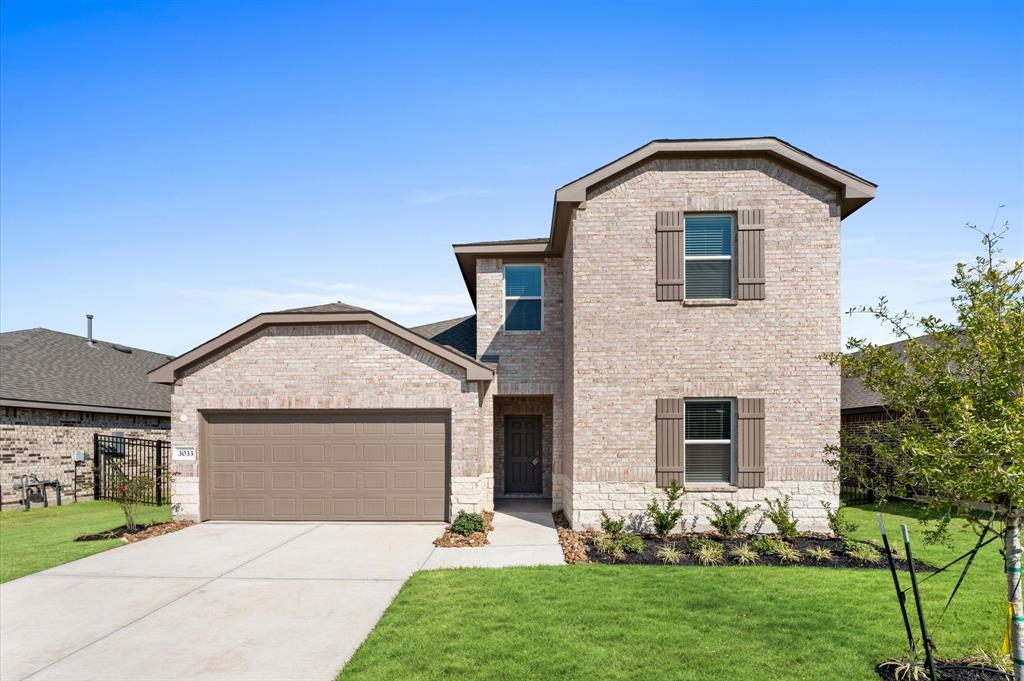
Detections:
[93, 434, 170, 506]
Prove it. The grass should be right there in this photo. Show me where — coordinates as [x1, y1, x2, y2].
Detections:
[340, 502, 1003, 680]
[0, 501, 170, 583]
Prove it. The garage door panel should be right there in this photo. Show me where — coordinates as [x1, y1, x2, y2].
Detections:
[204, 412, 447, 521]
[301, 444, 325, 463]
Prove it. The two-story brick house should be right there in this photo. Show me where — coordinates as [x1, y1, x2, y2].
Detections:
[149, 138, 875, 530]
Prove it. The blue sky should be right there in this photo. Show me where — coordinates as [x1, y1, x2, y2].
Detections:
[2, 1, 1021, 355]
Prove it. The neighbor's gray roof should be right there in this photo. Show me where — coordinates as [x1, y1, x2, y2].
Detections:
[0, 328, 174, 414]
[411, 315, 476, 358]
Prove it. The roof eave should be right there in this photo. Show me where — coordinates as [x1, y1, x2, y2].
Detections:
[452, 241, 551, 305]
[147, 311, 494, 384]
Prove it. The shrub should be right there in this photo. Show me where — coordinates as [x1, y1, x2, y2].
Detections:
[704, 501, 759, 537]
[730, 543, 759, 565]
[645, 479, 686, 536]
[821, 501, 858, 539]
[846, 541, 882, 563]
[750, 535, 778, 556]
[762, 495, 799, 538]
[451, 511, 485, 536]
[594, 533, 638, 562]
[878, 655, 930, 681]
[692, 539, 725, 566]
[599, 511, 626, 537]
[107, 463, 156, 532]
[620, 533, 645, 554]
[807, 546, 833, 563]
[655, 544, 682, 565]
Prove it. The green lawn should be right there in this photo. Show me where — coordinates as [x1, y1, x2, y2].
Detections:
[0, 501, 170, 583]
[340, 502, 1002, 680]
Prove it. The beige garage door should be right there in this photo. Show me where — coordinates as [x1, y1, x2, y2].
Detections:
[202, 411, 447, 521]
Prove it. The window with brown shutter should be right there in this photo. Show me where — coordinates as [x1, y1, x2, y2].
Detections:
[736, 209, 766, 300]
[655, 399, 684, 486]
[736, 398, 766, 487]
[655, 211, 684, 301]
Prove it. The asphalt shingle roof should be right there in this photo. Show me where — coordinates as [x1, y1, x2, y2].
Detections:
[278, 302, 368, 313]
[0, 328, 174, 413]
[411, 315, 477, 358]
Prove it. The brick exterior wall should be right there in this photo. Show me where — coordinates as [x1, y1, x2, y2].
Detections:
[0, 406, 169, 509]
[563, 156, 842, 531]
[476, 257, 564, 509]
[493, 395, 553, 498]
[168, 323, 491, 521]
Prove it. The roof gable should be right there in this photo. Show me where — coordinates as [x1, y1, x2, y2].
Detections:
[148, 304, 493, 384]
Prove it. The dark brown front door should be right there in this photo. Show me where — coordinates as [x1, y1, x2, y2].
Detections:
[505, 416, 542, 494]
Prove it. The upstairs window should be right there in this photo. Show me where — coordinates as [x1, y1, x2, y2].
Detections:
[685, 214, 734, 299]
[504, 264, 543, 331]
[684, 400, 733, 483]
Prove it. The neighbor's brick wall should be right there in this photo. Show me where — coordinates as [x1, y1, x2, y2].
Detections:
[169, 324, 490, 521]
[0, 407, 169, 509]
[476, 257, 565, 509]
[493, 396, 553, 498]
[565, 156, 842, 531]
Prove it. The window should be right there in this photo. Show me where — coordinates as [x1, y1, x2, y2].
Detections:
[504, 264, 543, 331]
[684, 400, 732, 483]
[684, 214, 734, 299]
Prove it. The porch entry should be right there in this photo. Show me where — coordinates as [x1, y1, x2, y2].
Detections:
[504, 416, 542, 494]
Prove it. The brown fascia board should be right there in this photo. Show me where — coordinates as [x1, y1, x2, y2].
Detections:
[547, 137, 877, 254]
[453, 241, 550, 304]
[147, 311, 495, 384]
[0, 398, 170, 418]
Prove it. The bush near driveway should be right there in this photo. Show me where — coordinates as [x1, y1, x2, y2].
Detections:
[340, 502, 1001, 681]
[0, 501, 170, 582]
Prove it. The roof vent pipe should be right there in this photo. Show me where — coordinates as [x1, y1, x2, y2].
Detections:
[86, 314, 94, 345]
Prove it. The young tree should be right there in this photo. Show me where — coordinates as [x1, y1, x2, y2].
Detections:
[107, 462, 156, 532]
[825, 223, 1023, 677]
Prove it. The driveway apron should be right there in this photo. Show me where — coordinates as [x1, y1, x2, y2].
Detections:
[0, 522, 440, 681]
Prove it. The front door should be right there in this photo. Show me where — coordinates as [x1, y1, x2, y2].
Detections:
[505, 416, 542, 494]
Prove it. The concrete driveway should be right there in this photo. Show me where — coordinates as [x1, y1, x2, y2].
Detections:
[0, 522, 440, 681]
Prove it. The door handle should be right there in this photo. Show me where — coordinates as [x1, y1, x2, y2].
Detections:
[531, 457, 539, 466]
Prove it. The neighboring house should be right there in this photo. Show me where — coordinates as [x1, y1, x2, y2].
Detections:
[840, 334, 934, 430]
[148, 137, 876, 530]
[0, 323, 173, 508]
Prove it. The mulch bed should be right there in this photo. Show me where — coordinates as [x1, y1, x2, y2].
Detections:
[554, 517, 934, 571]
[433, 511, 495, 548]
[877, 660, 1011, 680]
[75, 520, 194, 543]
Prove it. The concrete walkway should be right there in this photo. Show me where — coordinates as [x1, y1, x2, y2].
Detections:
[1, 502, 564, 681]
[423, 499, 565, 570]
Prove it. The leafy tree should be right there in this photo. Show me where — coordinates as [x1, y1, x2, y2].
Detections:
[825, 222, 1023, 677]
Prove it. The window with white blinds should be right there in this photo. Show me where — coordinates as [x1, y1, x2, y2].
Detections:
[684, 215, 734, 299]
[504, 264, 543, 331]
[684, 400, 733, 483]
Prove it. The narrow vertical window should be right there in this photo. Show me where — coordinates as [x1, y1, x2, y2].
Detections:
[684, 400, 733, 483]
[684, 215, 734, 299]
[504, 264, 543, 331]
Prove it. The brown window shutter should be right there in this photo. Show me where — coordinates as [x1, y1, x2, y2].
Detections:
[655, 398, 684, 487]
[655, 211, 684, 301]
[736, 398, 765, 488]
[736, 209, 765, 300]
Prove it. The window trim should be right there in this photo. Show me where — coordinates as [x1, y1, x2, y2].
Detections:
[683, 398, 736, 485]
[503, 263, 544, 332]
[683, 213, 736, 301]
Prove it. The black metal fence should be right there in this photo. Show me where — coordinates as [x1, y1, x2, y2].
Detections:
[93, 434, 170, 506]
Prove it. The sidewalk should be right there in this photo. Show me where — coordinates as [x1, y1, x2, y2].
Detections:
[422, 499, 565, 569]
